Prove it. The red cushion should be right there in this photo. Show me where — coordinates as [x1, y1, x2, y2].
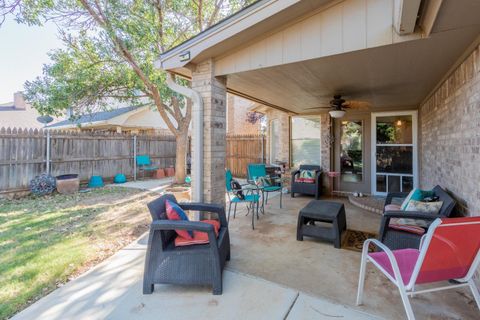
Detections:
[165, 200, 193, 240]
[175, 220, 220, 247]
[389, 223, 425, 235]
[295, 177, 315, 183]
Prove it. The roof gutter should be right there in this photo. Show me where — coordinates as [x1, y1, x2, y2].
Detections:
[165, 72, 204, 203]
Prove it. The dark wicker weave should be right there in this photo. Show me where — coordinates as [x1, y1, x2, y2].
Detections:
[291, 165, 323, 199]
[379, 185, 456, 250]
[297, 200, 346, 248]
[143, 194, 230, 295]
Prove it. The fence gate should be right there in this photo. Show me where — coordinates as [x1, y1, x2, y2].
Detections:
[226, 134, 265, 178]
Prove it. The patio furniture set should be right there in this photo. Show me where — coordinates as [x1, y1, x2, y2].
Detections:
[142, 165, 480, 319]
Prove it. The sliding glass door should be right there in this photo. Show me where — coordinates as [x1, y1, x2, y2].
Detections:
[371, 111, 418, 195]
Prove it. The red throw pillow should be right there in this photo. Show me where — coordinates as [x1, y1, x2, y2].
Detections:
[165, 200, 193, 240]
[389, 224, 425, 235]
[175, 220, 220, 247]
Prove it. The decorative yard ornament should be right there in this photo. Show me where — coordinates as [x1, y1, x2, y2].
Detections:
[30, 173, 56, 196]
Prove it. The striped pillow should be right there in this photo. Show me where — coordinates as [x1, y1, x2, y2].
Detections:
[389, 223, 425, 235]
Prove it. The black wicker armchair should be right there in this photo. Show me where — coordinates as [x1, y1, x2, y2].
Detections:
[291, 165, 323, 199]
[378, 185, 456, 250]
[143, 194, 230, 295]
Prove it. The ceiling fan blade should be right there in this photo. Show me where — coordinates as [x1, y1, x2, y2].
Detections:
[304, 106, 331, 110]
[345, 100, 371, 110]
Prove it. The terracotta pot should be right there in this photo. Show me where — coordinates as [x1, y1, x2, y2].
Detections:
[165, 186, 191, 202]
[165, 167, 175, 177]
[56, 174, 80, 194]
[154, 168, 166, 179]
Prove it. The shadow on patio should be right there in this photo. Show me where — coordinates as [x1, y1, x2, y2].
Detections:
[12, 194, 478, 320]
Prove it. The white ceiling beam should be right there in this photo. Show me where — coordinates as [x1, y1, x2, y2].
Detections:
[393, 0, 422, 35]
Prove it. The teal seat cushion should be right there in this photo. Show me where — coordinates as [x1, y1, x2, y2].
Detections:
[232, 194, 260, 202]
[264, 185, 281, 192]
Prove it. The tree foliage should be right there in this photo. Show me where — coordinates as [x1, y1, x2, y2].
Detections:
[1, 0, 255, 181]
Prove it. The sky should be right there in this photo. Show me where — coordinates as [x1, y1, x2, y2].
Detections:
[0, 17, 64, 103]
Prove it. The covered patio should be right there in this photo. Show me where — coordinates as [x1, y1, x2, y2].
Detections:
[154, 0, 480, 318]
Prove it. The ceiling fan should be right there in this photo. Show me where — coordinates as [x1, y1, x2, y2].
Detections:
[306, 95, 371, 118]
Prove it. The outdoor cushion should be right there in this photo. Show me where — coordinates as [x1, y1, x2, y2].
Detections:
[391, 200, 442, 228]
[165, 200, 194, 239]
[295, 177, 315, 183]
[300, 170, 315, 181]
[369, 248, 420, 284]
[174, 220, 220, 247]
[389, 224, 425, 235]
[400, 188, 434, 210]
[405, 200, 443, 214]
[385, 204, 402, 211]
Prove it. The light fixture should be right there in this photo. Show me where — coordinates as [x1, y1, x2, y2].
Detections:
[329, 110, 346, 118]
[396, 120, 402, 126]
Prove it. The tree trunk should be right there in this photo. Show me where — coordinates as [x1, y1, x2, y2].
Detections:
[174, 130, 189, 184]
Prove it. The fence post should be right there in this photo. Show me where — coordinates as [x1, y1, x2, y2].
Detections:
[46, 130, 51, 174]
[133, 135, 137, 181]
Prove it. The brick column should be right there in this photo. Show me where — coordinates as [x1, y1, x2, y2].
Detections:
[191, 59, 227, 205]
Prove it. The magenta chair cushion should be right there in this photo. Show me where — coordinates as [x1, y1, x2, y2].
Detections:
[369, 249, 420, 284]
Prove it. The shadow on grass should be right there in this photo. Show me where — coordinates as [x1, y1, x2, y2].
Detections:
[0, 187, 152, 319]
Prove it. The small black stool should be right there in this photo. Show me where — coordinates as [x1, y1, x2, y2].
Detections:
[297, 200, 347, 248]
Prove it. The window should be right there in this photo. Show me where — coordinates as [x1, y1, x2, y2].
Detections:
[340, 121, 363, 182]
[291, 117, 321, 168]
[373, 113, 416, 194]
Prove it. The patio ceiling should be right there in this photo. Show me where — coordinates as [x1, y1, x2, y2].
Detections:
[226, 24, 480, 113]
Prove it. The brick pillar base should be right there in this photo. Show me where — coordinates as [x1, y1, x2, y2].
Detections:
[191, 59, 227, 206]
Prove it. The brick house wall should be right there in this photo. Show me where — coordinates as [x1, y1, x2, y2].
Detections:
[419, 44, 480, 216]
[226, 94, 261, 135]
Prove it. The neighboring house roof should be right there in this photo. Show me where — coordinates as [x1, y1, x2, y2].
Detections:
[47, 105, 172, 131]
[0, 103, 46, 129]
[48, 105, 142, 128]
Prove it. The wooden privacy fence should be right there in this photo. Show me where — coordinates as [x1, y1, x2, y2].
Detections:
[0, 127, 176, 193]
[226, 134, 266, 178]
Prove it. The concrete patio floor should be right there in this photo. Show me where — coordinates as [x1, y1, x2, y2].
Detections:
[12, 193, 479, 319]
[227, 194, 479, 320]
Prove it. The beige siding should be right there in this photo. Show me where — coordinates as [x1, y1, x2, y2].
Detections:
[215, 0, 421, 76]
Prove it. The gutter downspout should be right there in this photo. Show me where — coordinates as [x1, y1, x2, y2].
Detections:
[166, 72, 204, 203]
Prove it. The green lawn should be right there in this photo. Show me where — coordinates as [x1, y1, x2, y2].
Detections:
[0, 187, 155, 319]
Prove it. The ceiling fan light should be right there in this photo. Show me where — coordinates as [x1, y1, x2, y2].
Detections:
[329, 110, 346, 118]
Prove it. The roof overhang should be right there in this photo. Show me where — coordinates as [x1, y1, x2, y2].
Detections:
[157, 0, 334, 73]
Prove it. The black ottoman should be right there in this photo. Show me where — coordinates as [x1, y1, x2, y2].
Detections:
[297, 200, 347, 248]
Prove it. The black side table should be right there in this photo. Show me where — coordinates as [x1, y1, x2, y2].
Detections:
[297, 200, 347, 248]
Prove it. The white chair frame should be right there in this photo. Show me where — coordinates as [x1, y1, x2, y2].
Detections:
[356, 218, 480, 320]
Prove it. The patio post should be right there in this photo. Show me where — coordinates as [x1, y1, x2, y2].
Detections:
[191, 59, 227, 206]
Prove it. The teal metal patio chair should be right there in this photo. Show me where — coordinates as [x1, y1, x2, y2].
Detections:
[226, 169, 260, 229]
[247, 163, 283, 208]
[136, 155, 159, 179]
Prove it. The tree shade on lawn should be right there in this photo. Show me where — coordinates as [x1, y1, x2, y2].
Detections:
[0, 187, 157, 319]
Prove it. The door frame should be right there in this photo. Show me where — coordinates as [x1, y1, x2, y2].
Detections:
[370, 110, 418, 195]
[334, 115, 371, 194]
